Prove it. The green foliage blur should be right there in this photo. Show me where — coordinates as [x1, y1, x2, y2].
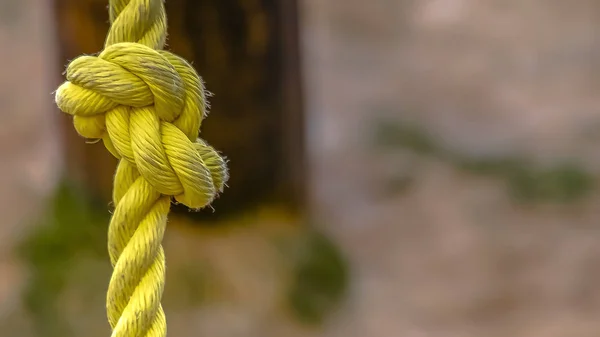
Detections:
[374, 119, 595, 203]
[19, 179, 109, 337]
[287, 231, 348, 324]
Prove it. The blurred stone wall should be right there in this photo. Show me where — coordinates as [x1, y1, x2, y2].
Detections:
[302, 0, 600, 336]
[0, 0, 61, 318]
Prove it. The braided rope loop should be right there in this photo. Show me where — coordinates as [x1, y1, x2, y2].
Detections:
[54, 1, 228, 336]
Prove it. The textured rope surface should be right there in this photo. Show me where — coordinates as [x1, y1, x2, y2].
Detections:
[54, 1, 228, 336]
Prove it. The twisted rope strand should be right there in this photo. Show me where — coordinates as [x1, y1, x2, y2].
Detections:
[54, 1, 228, 336]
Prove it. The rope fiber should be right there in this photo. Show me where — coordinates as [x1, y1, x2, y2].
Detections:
[54, 1, 228, 336]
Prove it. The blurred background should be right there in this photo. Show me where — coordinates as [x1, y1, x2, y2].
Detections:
[1, 0, 600, 336]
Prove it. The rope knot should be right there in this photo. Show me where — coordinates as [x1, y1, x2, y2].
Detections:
[55, 42, 228, 209]
[55, 2, 229, 336]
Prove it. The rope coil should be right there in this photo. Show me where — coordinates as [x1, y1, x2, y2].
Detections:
[55, 1, 228, 336]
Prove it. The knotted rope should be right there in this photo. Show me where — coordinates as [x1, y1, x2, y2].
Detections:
[54, 1, 228, 336]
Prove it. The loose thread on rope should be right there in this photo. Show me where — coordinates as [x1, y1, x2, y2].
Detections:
[54, 1, 228, 336]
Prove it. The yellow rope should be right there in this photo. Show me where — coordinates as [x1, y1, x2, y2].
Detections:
[54, 1, 228, 336]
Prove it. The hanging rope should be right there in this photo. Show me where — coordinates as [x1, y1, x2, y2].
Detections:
[54, 1, 228, 336]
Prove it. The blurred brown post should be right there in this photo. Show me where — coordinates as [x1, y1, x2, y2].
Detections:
[279, 0, 306, 212]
